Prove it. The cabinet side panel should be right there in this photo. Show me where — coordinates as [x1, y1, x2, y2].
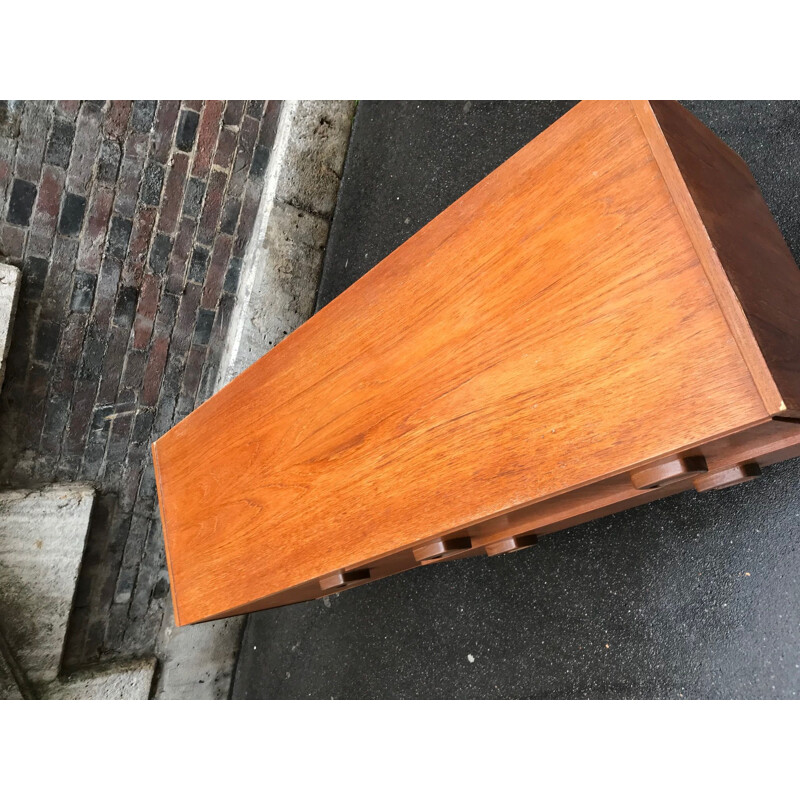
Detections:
[650, 100, 800, 414]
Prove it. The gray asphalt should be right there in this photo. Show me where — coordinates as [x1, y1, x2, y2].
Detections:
[233, 101, 800, 699]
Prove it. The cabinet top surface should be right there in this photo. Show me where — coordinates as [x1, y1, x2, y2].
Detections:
[154, 100, 766, 624]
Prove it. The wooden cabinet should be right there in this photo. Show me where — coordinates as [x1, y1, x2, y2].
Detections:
[153, 101, 800, 625]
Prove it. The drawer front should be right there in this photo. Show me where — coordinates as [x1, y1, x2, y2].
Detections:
[207, 418, 800, 619]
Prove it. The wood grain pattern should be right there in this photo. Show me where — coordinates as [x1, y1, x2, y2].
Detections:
[154, 101, 800, 625]
[694, 462, 762, 492]
[635, 100, 800, 415]
[197, 420, 800, 621]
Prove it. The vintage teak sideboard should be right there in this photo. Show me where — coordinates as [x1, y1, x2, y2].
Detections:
[153, 100, 800, 625]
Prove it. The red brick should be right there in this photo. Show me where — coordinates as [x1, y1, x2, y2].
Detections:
[54, 314, 86, 380]
[184, 100, 203, 111]
[196, 168, 227, 245]
[121, 206, 157, 286]
[15, 101, 52, 183]
[119, 462, 145, 513]
[192, 100, 225, 179]
[152, 290, 178, 339]
[67, 102, 103, 195]
[58, 101, 82, 121]
[0, 224, 26, 263]
[0, 156, 11, 199]
[25, 229, 52, 261]
[133, 273, 161, 349]
[26, 165, 66, 258]
[105, 101, 132, 140]
[152, 101, 181, 163]
[36, 165, 65, 218]
[104, 410, 135, 475]
[226, 114, 259, 199]
[177, 344, 207, 411]
[89, 255, 122, 335]
[0, 99, 271, 667]
[21, 362, 51, 447]
[119, 348, 148, 399]
[213, 127, 237, 171]
[63, 377, 102, 457]
[201, 233, 232, 309]
[40, 315, 86, 454]
[39, 238, 79, 321]
[140, 336, 169, 406]
[114, 131, 148, 218]
[95, 324, 129, 406]
[77, 185, 114, 273]
[165, 215, 196, 294]
[171, 281, 202, 353]
[246, 101, 265, 119]
[260, 101, 282, 147]
[234, 177, 262, 257]
[157, 151, 190, 234]
[223, 101, 245, 126]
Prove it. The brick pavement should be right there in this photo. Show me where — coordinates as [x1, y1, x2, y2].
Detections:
[0, 100, 280, 664]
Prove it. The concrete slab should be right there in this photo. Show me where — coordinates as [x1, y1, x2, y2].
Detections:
[234, 101, 800, 700]
[0, 263, 22, 391]
[0, 484, 94, 685]
[43, 658, 156, 700]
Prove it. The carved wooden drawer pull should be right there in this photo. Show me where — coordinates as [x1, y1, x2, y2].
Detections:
[413, 537, 472, 564]
[630, 455, 707, 490]
[485, 533, 540, 557]
[319, 568, 372, 592]
[694, 462, 762, 492]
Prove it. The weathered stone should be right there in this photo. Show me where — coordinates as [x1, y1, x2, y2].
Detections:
[274, 101, 356, 219]
[0, 101, 23, 138]
[0, 263, 21, 390]
[0, 485, 94, 685]
[43, 658, 155, 700]
[155, 606, 240, 700]
[231, 203, 326, 372]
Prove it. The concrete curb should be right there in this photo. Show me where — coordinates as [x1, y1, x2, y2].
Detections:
[154, 100, 356, 699]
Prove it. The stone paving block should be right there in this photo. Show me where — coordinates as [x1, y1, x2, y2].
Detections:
[0, 263, 21, 390]
[43, 658, 155, 700]
[0, 484, 94, 685]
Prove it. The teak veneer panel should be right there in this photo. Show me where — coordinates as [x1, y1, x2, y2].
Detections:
[154, 101, 800, 625]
